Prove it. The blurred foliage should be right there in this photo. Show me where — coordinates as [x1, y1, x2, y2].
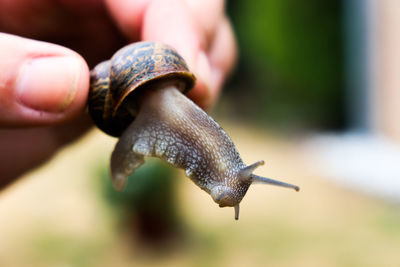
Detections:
[224, 0, 345, 130]
[98, 159, 184, 244]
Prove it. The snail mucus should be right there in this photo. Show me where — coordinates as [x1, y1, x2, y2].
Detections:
[88, 42, 299, 220]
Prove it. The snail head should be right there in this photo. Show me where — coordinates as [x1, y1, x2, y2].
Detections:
[210, 160, 300, 220]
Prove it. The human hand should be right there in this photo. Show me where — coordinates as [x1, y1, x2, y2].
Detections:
[0, 0, 236, 188]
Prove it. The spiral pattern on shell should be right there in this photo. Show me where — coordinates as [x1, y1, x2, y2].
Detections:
[88, 41, 196, 137]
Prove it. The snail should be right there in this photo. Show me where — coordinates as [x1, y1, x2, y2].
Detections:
[88, 41, 299, 220]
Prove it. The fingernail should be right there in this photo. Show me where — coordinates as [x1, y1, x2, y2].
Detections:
[17, 56, 81, 112]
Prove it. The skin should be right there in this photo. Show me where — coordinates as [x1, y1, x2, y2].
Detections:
[0, 0, 236, 189]
[108, 85, 299, 220]
[87, 42, 299, 219]
[110, 85, 249, 198]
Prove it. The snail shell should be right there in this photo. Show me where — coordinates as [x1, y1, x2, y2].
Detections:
[88, 42, 195, 137]
[88, 42, 299, 220]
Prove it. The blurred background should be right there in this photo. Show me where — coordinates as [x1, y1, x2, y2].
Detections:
[1, 0, 400, 266]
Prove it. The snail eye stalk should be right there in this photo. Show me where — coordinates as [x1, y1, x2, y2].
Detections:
[252, 175, 300, 192]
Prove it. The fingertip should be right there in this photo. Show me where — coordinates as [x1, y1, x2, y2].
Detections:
[187, 51, 214, 109]
[17, 56, 88, 112]
[15, 54, 90, 123]
[209, 16, 238, 89]
[0, 34, 90, 126]
[194, 16, 237, 110]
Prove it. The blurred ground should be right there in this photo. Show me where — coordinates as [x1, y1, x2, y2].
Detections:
[0, 122, 400, 267]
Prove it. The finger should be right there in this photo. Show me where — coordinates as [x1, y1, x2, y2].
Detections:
[186, 16, 237, 108]
[0, 115, 91, 189]
[105, 0, 230, 109]
[141, 0, 214, 108]
[183, 0, 225, 41]
[141, 0, 203, 72]
[104, 0, 152, 40]
[0, 33, 90, 127]
[207, 16, 237, 96]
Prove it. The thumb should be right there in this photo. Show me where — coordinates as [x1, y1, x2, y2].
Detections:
[0, 33, 89, 127]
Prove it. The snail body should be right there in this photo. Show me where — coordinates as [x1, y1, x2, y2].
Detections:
[89, 42, 299, 220]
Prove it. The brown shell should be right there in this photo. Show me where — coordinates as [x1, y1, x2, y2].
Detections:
[88, 41, 196, 137]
